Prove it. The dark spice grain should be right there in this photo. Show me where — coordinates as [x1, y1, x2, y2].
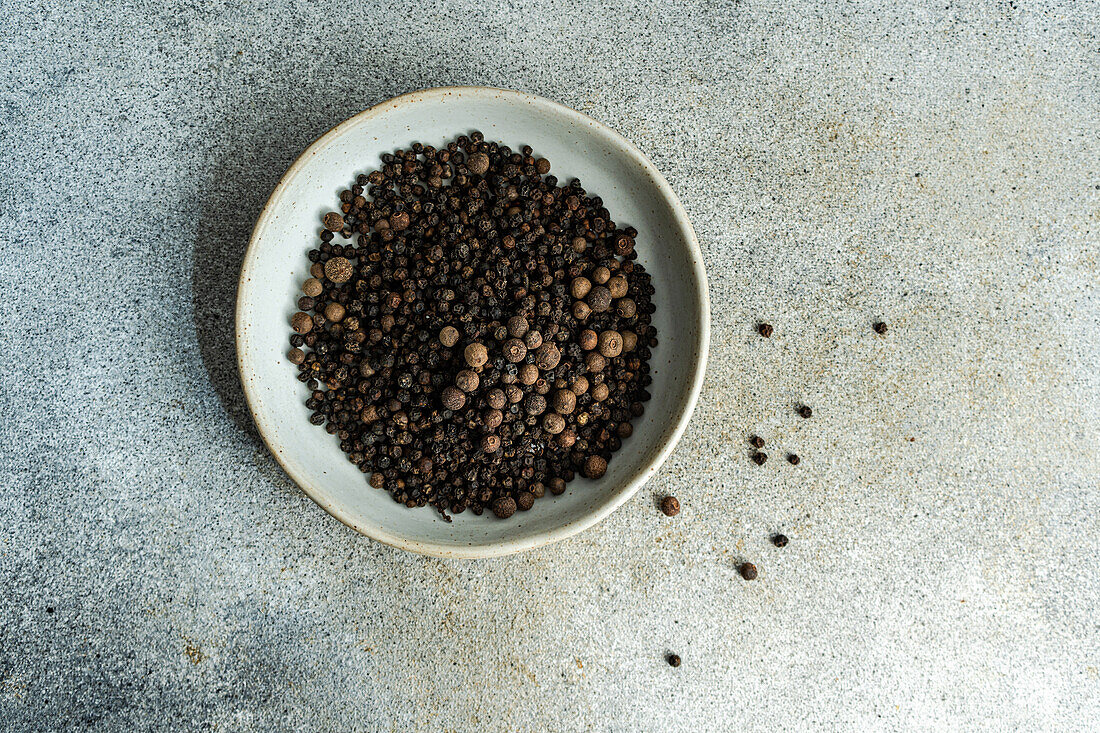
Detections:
[660, 496, 680, 517]
[739, 562, 758, 580]
[667, 654, 681, 667]
[288, 133, 657, 520]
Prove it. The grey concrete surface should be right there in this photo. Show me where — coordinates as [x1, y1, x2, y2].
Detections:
[2, 1, 1098, 730]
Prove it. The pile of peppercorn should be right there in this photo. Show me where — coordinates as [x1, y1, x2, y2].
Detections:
[286, 132, 657, 520]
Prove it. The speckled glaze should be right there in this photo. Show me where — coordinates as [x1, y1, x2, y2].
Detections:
[236, 87, 710, 558]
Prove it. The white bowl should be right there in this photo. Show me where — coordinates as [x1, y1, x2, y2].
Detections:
[236, 87, 709, 558]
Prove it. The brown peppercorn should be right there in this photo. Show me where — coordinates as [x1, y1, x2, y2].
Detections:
[467, 152, 490, 175]
[309, 262, 324, 279]
[551, 389, 577, 415]
[591, 266, 611, 285]
[549, 477, 567, 495]
[542, 413, 566, 434]
[464, 342, 489, 369]
[324, 302, 345, 322]
[534, 158, 550, 174]
[491, 496, 516, 519]
[667, 654, 681, 668]
[516, 491, 536, 511]
[369, 472, 385, 489]
[287, 347, 305, 364]
[534, 343, 561, 369]
[571, 236, 587, 253]
[616, 422, 633, 438]
[797, 405, 813, 419]
[614, 233, 635, 256]
[455, 370, 480, 392]
[597, 330, 623, 358]
[291, 312, 313, 334]
[591, 382, 610, 402]
[441, 386, 466, 410]
[607, 276, 628, 299]
[873, 321, 888, 334]
[660, 496, 680, 516]
[772, 534, 789, 548]
[572, 301, 592, 320]
[751, 452, 767, 465]
[524, 330, 543, 349]
[507, 315, 529, 338]
[524, 393, 547, 416]
[516, 363, 538, 386]
[505, 384, 524, 403]
[324, 257, 353, 283]
[587, 286, 612, 313]
[302, 278, 323, 297]
[482, 408, 503, 429]
[616, 298, 637, 318]
[621, 331, 638, 352]
[749, 435, 764, 449]
[481, 434, 501, 453]
[439, 325, 460, 347]
[583, 455, 608, 479]
[578, 329, 598, 351]
[758, 323, 774, 338]
[389, 211, 410, 230]
[739, 562, 758, 580]
[323, 212, 344, 232]
[556, 428, 577, 447]
[571, 277, 592, 299]
[571, 376, 590, 395]
[503, 338, 528, 363]
[486, 388, 507, 410]
[585, 352, 607, 373]
[787, 453, 800, 465]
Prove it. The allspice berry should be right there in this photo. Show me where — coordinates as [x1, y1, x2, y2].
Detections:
[591, 382, 610, 402]
[439, 325, 460, 348]
[551, 389, 577, 415]
[441, 386, 466, 410]
[542, 413, 566, 434]
[481, 434, 501, 453]
[607, 276, 628, 299]
[302, 278, 323, 297]
[660, 496, 680, 517]
[324, 302, 345, 322]
[556, 428, 577, 447]
[464, 342, 489, 368]
[287, 347, 305, 364]
[616, 298, 637, 318]
[389, 211, 410, 230]
[534, 343, 561, 369]
[503, 338, 528, 363]
[597, 330, 623, 358]
[518, 363, 539, 386]
[571, 376, 590, 395]
[482, 408, 503, 429]
[621, 331, 638, 352]
[571, 277, 593, 299]
[486, 388, 507, 410]
[309, 262, 324, 279]
[492, 496, 516, 519]
[516, 491, 536, 511]
[578, 329, 598, 351]
[587, 286, 612, 313]
[467, 152, 490, 175]
[322, 212, 344, 232]
[585, 352, 607, 373]
[524, 330, 543, 349]
[583, 455, 608, 479]
[324, 256, 353, 283]
[549, 477, 567, 495]
[616, 422, 633, 438]
[524, 394, 547, 416]
[291, 312, 313, 334]
[591, 266, 611, 285]
[534, 158, 551, 174]
[505, 384, 523, 403]
[507, 315, 529, 337]
[455, 370, 479, 392]
[572, 301, 592, 320]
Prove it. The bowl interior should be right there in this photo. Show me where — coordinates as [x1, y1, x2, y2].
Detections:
[237, 88, 708, 557]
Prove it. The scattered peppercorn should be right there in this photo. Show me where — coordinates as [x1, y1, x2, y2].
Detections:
[752, 452, 767, 465]
[772, 533, 789, 547]
[787, 454, 800, 465]
[749, 435, 764, 449]
[758, 323, 773, 338]
[667, 654, 681, 667]
[287, 134, 657, 519]
[660, 496, 680, 516]
[739, 562, 758, 580]
[873, 321, 888, 334]
[798, 405, 813, 418]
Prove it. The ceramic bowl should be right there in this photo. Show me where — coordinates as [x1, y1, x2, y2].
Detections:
[236, 87, 709, 558]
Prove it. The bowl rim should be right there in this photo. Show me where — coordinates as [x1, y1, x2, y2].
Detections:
[235, 85, 710, 558]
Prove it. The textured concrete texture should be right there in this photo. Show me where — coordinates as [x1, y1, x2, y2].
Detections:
[2, 1, 1098, 730]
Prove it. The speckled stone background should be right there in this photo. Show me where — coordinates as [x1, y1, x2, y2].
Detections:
[2, 1, 1098, 730]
